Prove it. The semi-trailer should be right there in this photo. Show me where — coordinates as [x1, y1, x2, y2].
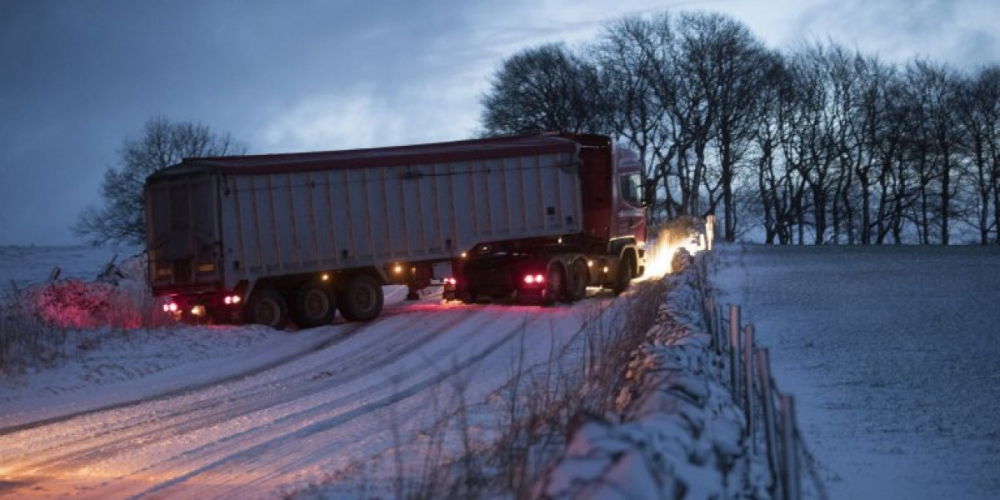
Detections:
[144, 132, 648, 328]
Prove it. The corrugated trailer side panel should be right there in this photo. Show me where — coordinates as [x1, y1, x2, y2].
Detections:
[217, 150, 582, 290]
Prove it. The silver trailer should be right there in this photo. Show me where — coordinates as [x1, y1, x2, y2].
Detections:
[146, 134, 593, 327]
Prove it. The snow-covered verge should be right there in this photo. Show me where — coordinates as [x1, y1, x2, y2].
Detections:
[0, 245, 156, 375]
[533, 258, 770, 499]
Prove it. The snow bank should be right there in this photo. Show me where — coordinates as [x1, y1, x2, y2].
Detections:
[534, 262, 769, 499]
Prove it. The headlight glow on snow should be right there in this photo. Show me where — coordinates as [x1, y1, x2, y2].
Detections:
[640, 227, 706, 279]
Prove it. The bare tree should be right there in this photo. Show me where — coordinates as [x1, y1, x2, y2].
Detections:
[955, 64, 1000, 244]
[751, 52, 802, 244]
[480, 44, 608, 137]
[900, 60, 964, 244]
[869, 70, 916, 244]
[592, 14, 676, 222]
[657, 14, 715, 220]
[73, 117, 245, 245]
[675, 12, 771, 242]
[848, 54, 897, 244]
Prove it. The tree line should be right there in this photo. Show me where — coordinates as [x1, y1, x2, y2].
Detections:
[480, 11, 1000, 245]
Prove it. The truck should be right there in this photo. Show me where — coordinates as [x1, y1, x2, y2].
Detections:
[144, 132, 648, 328]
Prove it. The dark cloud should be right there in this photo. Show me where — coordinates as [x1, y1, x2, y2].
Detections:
[786, 0, 998, 67]
[0, 0, 492, 245]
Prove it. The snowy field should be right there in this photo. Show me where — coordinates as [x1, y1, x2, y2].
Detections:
[0, 245, 141, 294]
[712, 244, 1000, 499]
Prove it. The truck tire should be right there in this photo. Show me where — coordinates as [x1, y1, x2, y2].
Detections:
[246, 288, 289, 329]
[564, 259, 589, 302]
[544, 263, 564, 306]
[338, 274, 384, 322]
[293, 283, 336, 328]
[613, 254, 635, 296]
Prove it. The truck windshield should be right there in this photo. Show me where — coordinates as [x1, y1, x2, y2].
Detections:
[620, 173, 642, 206]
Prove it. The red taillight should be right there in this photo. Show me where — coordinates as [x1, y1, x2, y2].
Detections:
[443, 277, 457, 286]
[224, 295, 242, 305]
[164, 302, 179, 313]
[524, 274, 544, 284]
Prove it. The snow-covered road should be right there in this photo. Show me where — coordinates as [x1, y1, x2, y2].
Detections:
[0, 285, 616, 499]
[712, 244, 1000, 499]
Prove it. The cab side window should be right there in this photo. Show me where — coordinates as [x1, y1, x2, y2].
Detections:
[620, 173, 641, 205]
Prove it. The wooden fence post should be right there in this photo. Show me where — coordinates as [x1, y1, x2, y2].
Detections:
[780, 394, 801, 500]
[743, 324, 756, 450]
[706, 215, 715, 251]
[729, 304, 741, 403]
[705, 296, 717, 350]
[700, 250, 709, 289]
[716, 304, 725, 352]
[757, 348, 780, 499]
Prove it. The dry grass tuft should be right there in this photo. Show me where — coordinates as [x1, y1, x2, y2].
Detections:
[0, 255, 169, 375]
[395, 279, 672, 499]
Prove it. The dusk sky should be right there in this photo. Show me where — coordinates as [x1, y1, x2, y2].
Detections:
[2, 0, 998, 246]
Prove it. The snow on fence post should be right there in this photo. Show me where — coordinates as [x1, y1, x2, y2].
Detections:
[780, 394, 801, 500]
[757, 348, 780, 498]
[743, 323, 756, 452]
[729, 304, 742, 404]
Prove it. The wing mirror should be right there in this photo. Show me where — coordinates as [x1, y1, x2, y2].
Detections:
[643, 179, 656, 208]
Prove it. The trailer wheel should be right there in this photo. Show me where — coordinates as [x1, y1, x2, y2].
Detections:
[338, 274, 384, 322]
[544, 263, 564, 306]
[246, 288, 289, 329]
[613, 254, 635, 296]
[564, 259, 589, 302]
[293, 283, 337, 328]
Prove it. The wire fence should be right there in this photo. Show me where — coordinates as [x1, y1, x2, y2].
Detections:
[693, 219, 829, 500]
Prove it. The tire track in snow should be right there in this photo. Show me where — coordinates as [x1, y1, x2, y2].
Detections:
[0, 321, 366, 437]
[0, 306, 519, 498]
[0, 285, 424, 437]
[126, 311, 547, 499]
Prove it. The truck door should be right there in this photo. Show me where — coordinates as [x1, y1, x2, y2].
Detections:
[146, 172, 222, 293]
[612, 147, 647, 244]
